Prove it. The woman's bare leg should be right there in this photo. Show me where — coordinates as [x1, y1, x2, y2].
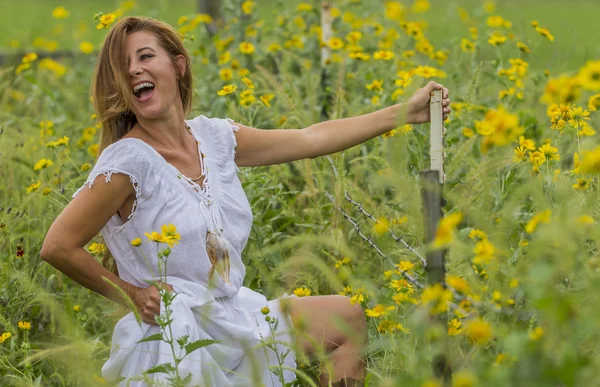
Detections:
[284, 295, 368, 386]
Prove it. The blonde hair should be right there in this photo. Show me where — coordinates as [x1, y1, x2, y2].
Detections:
[91, 16, 193, 276]
[92, 16, 193, 154]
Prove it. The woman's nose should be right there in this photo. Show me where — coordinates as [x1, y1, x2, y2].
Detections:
[129, 64, 143, 77]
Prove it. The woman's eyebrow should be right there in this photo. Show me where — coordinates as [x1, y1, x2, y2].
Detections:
[136, 47, 156, 54]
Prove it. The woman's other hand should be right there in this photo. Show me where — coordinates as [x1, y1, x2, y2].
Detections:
[131, 281, 174, 325]
[405, 81, 451, 124]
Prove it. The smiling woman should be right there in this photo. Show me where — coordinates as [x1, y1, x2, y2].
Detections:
[40, 15, 450, 387]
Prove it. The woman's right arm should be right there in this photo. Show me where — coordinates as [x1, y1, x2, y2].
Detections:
[40, 173, 140, 308]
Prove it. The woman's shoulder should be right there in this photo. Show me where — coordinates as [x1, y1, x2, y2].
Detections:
[187, 115, 238, 162]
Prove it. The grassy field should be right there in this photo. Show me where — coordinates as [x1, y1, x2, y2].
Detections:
[1, 0, 600, 386]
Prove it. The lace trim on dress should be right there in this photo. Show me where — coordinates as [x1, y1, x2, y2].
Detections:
[72, 169, 141, 221]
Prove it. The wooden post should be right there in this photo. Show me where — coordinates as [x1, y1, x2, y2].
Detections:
[420, 89, 451, 385]
[197, 0, 222, 36]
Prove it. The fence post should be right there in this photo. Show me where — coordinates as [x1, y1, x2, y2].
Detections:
[420, 89, 452, 385]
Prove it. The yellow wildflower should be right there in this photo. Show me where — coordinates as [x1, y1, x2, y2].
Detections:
[34, 158, 53, 171]
[73, 305, 81, 312]
[161, 224, 181, 247]
[241, 77, 255, 89]
[365, 304, 395, 317]
[79, 41, 94, 54]
[131, 238, 142, 247]
[239, 42, 255, 54]
[433, 212, 462, 247]
[96, 13, 116, 29]
[529, 326, 544, 341]
[18, 321, 31, 331]
[259, 94, 274, 107]
[293, 287, 311, 297]
[421, 284, 453, 315]
[217, 84, 237, 96]
[52, 6, 70, 19]
[373, 217, 390, 235]
[464, 318, 493, 345]
[26, 181, 41, 193]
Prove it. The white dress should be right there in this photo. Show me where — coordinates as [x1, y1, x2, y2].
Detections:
[73, 115, 297, 386]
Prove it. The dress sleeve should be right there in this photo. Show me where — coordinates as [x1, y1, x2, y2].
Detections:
[72, 141, 150, 221]
[190, 115, 238, 167]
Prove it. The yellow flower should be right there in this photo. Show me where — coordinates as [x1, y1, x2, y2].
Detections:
[525, 209, 552, 233]
[293, 287, 311, 297]
[73, 305, 81, 312]
[239, 42, 255, 54]
[26, 181, 41, 193]
[366, 79, 383, 92]
[259, 94, 274, 107]
[453, 370, 476, 387]
[219, 68, 233, 81]
[22, 52, 38, 63]
[145, 231, 167, 244]
[396, 260, 414, 273]
[88, 242, 106, 255]
[460, 38, 475, 53]
[538, 143, 560, 161]
[462, 127, 474, 137]
[516, 42, 531, 53]
[88, 144, 99, 157]
[588, 93, 600, 111]
[350, 293, 364, 305]
[535, 26, 554, 42]
[572, 178, 590, 190]
[468, 229, 487, 241]
[373, 50, 394, 60]
[433, 212, 462, 247]
[446, 275, 470, 294]
[377, 320, 410, 334]
[241, 77, 255, 89]
[18, 321, 31, 331]
[296, 3, 313, 11]
[328, 37, 344, 50]
[15, 63, 31, 75]
[448, 318, 462, 335]
[42, 187, 52, 195]
[39, 58, 67, 77]
[421, 284, 453, 314]
[464, 318, 493, 345]
[267, 43, 281, 53]
[52, 6, 70, 19]
[473, 239, 495, 265]
[34, 158, 53, 171]
[161, 224, 181, 247]
[529, 326, 544, 341]
[334, 256, 351, 269]
[373, 216, 390, 235]
[96, 13, 116, 29]
[81, 163, 92, 171]
[261, 306, 270, 315]
[79, 41, 94, 54]
[241, 0, 255, 15]
[217, 84, 237, 96]
[0, 332, 12, 344]
[365, 304, 395, 317]
[488, 34, 507, 46]
[131, 238, 142, 247]
[578, 215, 594, 225]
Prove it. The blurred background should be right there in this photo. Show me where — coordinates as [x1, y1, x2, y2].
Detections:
[0, 0, 598, 72]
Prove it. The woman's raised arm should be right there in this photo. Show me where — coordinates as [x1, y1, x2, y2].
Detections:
[233, 81, 450, 167]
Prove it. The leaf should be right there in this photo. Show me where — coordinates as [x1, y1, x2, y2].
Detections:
[184, 339, 220, 356]
[137, 333, 164, 344]
[144, 362, 176, 375]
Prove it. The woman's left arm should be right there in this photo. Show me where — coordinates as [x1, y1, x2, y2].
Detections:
[234, 81, 450, 167]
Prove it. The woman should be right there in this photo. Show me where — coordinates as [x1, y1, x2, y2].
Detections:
[40, 17, 450, 387]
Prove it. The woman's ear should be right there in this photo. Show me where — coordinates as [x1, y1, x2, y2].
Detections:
[175, 54, 186, 78]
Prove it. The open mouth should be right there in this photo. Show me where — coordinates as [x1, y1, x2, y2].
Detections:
[133, 82, 155, 102]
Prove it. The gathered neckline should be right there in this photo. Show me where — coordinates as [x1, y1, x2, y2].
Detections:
[117, 121, 213, 200]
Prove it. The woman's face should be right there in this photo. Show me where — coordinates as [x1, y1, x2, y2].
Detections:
[126, 30, 185, 122]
